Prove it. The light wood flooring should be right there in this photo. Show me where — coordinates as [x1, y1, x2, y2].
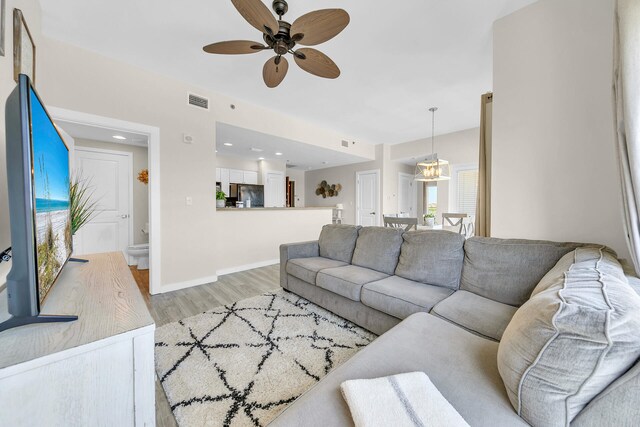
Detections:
[129, 264, 281, 427]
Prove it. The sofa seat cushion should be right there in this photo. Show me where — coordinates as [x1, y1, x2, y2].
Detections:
[361, 276, 453, 320]
[351, 227, 404, 275]
[498, 247, 640, 426]
[431, 290, 517, 341]
[316, 265, 389, 302]
[318, 224, 360, 263]
[286, 257, 347, 285]
[461, 237, 593, 306]
[270, 313, 528, 427]
[395, 230, 465, 290]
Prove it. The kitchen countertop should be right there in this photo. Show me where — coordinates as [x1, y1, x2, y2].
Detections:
[216, 207, 334, 211]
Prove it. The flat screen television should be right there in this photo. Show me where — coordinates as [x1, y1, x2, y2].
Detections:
[0, 74, 77, 333]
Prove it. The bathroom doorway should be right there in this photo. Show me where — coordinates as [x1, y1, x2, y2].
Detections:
[50, 108, 160, 295]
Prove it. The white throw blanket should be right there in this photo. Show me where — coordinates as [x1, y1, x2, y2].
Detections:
[340, 372, 470, 427]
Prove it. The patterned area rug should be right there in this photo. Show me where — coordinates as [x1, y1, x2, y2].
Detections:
[155, 290, 377, 427]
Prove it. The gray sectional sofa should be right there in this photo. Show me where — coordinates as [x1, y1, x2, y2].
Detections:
[273, 224, 640, 427]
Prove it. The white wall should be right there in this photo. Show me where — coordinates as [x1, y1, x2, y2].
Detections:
[215, 208, 332, 276]
[492, 0, 628, 259]
[215, 155, 259, 172]
[35, 35, 374, 291]
[0, 0, 42, 288]
[305, 145, 384, 224]
[258, 159, 286, 184]
[391, 128, 479, 222]
[74, 139, 149, 245]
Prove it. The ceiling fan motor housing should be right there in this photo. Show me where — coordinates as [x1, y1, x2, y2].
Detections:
[263, 20, 296, 55]
[272, 0, 288, 17]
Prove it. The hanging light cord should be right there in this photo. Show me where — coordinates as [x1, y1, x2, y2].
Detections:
[431, 108, 435, 155]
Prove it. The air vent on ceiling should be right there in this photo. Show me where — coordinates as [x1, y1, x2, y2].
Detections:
[341, 140, 349, 148]
[188, 93, 209, 110]
[286, 164, 298, 169]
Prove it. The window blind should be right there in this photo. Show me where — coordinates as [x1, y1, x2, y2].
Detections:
[457, 169, 478, 216]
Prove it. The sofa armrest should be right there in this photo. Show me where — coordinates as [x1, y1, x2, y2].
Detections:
[279, 241, 319, 289]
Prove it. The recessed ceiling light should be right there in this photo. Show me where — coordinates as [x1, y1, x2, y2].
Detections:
[223, 143, 233, 146]
[250, 147, 263, 152]
[112, 135, 126, 140]
[275, 152, 283, 156]
[258, 157, 265, 160]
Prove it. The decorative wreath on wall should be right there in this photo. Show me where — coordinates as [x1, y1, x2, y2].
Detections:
[316, 181, 342, 198]
[137, 169, 149, 185]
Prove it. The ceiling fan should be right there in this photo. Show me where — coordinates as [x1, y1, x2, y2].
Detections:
[203, 0, 350, 88]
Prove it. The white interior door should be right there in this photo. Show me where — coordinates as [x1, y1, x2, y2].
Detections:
[265, 171, 285, 207]
[398, 172, 416, 217]
[356, 170, 380, 226]
[73, 148, 131, 257]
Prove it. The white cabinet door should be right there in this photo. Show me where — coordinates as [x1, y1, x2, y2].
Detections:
[244, 171, 258, 185]
[229, 169, 244, 183]
[220, 168, 230, 195]
[215, 168, 221, 182]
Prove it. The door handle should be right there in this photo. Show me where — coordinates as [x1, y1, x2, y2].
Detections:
[119, 214, 129, 219]
[370, 212, 376, 215]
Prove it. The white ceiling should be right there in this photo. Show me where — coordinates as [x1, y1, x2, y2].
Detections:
[40, 0, 536, 145]
[217, 122, 369, 170]
[56, 120, 149, 147]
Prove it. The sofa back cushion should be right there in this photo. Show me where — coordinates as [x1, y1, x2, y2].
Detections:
[318, 224, 361, 263]
[352, 227, 404, 275]
[395, 230, 465, 289]
[461, 237, 589, 306]
[497, 247, 640, 426]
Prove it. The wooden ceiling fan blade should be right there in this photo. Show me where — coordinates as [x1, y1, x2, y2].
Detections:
[290, 9, 350, 46]
[203, 40, 266, 54]
[231, 0, 279, 35]
[293, 48, 340, 79]
[263, 56, 289, 88]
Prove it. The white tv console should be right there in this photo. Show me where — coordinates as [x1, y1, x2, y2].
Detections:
[0, 252, 155, 426]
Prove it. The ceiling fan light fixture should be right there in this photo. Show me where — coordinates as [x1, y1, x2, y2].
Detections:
[415, 107, 451, 182]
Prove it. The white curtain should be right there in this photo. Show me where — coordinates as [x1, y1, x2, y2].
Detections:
[614, 0, 640, 273]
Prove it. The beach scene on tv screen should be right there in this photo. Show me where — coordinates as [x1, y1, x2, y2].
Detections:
[31, 89, 72, 304]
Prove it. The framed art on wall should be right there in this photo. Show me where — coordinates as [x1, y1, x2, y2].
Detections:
[13, 8, 35, 83]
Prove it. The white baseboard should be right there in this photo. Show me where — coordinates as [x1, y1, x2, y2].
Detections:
[217, 259, 279, 277]
[155, 274, 218, 295]
[153, 260, 279, 294]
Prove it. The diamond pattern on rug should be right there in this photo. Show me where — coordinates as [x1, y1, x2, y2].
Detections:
[155, 290, 377, 427]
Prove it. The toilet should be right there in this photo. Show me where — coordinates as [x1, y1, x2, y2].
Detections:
[127, 223, 149, 270]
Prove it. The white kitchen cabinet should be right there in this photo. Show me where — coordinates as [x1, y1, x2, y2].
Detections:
[229, 169, 244, 184]
[220, 168, 230, 195]
[244, 171, 258, 185]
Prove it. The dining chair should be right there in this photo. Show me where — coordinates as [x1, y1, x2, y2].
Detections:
[442, 213, 468, 234]
[463, 216, 476, 238]
[383, 216, 418, 232]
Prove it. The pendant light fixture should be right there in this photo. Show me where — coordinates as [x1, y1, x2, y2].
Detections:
[414, 107, 451, 182]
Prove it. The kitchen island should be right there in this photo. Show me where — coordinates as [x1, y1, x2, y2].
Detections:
[215, 207, 333, 276]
